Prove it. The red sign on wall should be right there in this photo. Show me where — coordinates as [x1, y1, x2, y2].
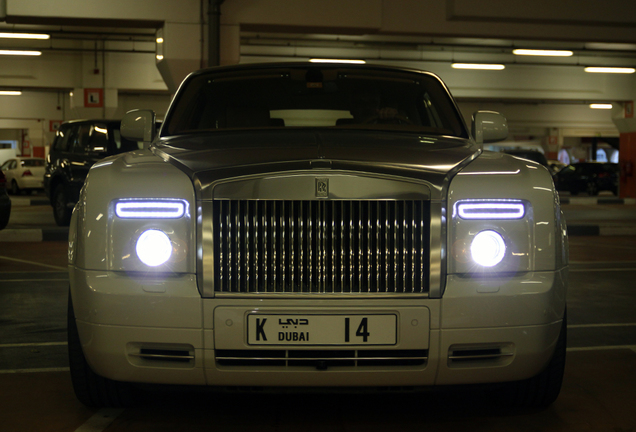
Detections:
[49, 120, 63, 132]
[84, 88, 104, 108]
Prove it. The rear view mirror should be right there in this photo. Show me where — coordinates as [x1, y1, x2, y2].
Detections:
[121, 109, 156, 143]
[472, 111, 508, 148]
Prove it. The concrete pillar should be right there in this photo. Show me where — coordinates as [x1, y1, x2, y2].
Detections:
[613, 102, 636, 198]
[544, 130, 561, 160]
[155, 23, 202, 93]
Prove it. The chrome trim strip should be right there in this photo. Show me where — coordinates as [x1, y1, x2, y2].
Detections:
[429, 201, 443, 298]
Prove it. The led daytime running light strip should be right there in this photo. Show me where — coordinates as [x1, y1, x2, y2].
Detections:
[115, 200, 186, 219]
[457, 202, 525, 220]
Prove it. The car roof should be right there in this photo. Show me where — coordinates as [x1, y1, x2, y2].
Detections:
[60, 119, 122, 126]
[185, 62, 448, 92]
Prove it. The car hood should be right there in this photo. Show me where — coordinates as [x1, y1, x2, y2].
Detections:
[155, 130, 479, 199]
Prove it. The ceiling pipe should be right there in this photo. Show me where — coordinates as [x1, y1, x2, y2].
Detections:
[208, 0, 225, 67]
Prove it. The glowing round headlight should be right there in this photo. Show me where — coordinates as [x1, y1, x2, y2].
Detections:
[470, 230, 506, 267]
[136, 229, 172, 267]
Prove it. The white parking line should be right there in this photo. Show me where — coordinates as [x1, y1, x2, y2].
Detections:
[567, 345, 636, 353]
[0, 367, 70, 374]
[74, 408, 125, 432]
[0, 342, 67, 348]
[569, 323, 636, 329]
[569, 267, 636, 272]
[0, 255, 67, 271]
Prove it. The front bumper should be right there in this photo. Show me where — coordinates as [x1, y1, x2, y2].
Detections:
[69, 266, 566, 388]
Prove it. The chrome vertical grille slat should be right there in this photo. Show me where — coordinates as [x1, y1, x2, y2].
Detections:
[212, 200, 430, 294]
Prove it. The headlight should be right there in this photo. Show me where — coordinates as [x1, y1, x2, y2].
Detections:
[115, 200, 186, 218]
[470, 230, 506, 267]
[456, 200, 525, 220]
[449, 199, 531, 274]
[136, 229, 173, 267]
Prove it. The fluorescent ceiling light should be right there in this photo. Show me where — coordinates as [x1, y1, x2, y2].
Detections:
[452, 63, 505, 70]
[309, 58, 366, 64]
[0, 49, 42, 56]
[0, 32, 50, 40]
[0, 91, 22, 96]
[590, 103, 613, 109]
[513, 49, 573, 57]
[584, 67, 635, 74]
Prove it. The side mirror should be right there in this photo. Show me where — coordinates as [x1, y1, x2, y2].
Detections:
[471, 111, 508, 147]
[121, 109, 157, 143]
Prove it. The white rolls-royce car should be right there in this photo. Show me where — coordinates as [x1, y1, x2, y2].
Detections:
[67, 63, 568, 408]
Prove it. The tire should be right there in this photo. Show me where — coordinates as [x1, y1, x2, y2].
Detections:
[499, 310, 567, 409]
[67, 292, 136, 407]
[0, 207, 9, 230]
[10, 180, 20, 195]
[53, 184, 73, 226]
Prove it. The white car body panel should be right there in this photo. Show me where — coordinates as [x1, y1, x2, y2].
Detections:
[67, 64, 568, 407]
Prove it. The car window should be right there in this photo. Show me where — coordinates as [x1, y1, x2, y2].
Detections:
[22, 159, 45, 167]
[163, 67, 468, 138]
[71, 125, 91, 154]
[0, 160, 11, 171]
[53, 125, 74, 152]
[87, 124, 110, 154]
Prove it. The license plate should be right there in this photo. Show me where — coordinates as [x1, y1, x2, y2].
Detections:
[247, 314, 397, 346]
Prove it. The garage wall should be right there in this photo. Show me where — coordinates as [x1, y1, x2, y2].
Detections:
[2, 0, 635, 156]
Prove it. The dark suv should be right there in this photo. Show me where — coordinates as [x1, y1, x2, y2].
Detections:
[44, 120, 142, 226]
[0, 169, 10, 230]
[554, 162, 619, 196]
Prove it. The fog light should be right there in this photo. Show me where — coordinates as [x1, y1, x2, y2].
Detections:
[136, 229, 172, 267]
[471, 230, 506, 267]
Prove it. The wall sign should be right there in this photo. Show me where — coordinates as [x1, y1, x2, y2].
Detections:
[49, 120, 63, 132]
[84, 88, 104, 108]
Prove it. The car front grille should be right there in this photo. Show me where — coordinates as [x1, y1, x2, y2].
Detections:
[212, 200, 430, 294]
[215, 349, 428, 368]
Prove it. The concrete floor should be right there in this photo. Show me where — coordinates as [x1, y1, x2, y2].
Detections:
[1, 212, 636, 431]
[1, 348, 635, 431]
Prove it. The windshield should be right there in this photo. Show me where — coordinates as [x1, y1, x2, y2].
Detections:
[163, 66, 468, 138]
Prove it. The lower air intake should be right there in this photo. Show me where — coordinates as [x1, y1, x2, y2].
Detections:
[215, 349, 428, 368]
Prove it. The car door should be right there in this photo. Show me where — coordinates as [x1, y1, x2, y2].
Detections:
[65, 123, 94, 201]
[0, 160, 14, 184]
[47, 123, 76, 192]
[1, 159, 17, 190]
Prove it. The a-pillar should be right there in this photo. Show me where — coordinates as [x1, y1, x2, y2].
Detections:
[613, 102, 636, 198]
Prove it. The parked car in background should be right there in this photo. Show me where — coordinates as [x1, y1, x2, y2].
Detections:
[503, 149, 549, 168]
[0, 157, 46, 195]
[0, 170, 11, 230]
[44, 119, 143, 226]
[67, 63, 568, 409]
[548, 160, 566, 176]
[554, 162, 619, 196]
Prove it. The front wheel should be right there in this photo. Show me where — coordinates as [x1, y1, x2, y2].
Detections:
[53, 185, 72, 226]
[10, 180, 21, 195]
[67, 292, 136, 407]
[499, 310, 567, 409]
